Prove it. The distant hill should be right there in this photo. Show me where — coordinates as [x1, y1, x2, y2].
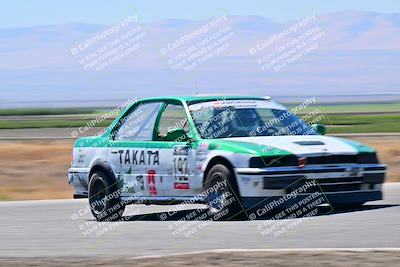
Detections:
[0, 11, 399, 107]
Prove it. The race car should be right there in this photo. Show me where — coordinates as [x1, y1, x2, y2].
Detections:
[68, 95, 386, 221]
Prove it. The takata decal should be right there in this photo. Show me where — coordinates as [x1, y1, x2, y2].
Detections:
[148, 170, 158, 196]
[118, 149, 159, 165]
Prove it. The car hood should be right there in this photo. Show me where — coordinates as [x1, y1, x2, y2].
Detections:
[219, 135, 372, 157]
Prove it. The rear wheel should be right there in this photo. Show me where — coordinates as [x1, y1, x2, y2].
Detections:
[205, 164, 243, 220]
[88, 171, 125, 221]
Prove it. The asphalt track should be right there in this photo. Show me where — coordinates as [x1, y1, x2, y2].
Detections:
[0, 183, 399, 258]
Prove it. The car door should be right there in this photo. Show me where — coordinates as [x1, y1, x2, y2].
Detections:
[147, 101, 198, 197]
[107, 101, 162, 198]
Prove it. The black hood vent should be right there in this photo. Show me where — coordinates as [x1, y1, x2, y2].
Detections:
[294, 141, 325, 146]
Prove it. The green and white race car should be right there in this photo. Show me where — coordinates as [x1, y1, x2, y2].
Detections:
[68, 96, 386, 221]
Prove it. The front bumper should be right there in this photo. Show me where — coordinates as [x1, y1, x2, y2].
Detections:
[235, 164, 386, 207]
[68, 168, 90, 197]
[241, 190, 382, 209]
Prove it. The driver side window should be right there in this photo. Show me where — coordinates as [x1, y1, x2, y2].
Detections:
[157, 104, 189, 141]
[114, 102, 161, 141]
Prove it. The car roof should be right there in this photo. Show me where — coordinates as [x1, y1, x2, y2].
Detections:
[139, 95, 270, 104]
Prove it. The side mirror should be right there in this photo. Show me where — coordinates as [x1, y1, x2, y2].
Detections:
[312, 124, 327, 135]
[160, 128, 189, 142]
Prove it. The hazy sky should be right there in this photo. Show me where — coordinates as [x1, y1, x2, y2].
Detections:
[1, 0, 400, 28]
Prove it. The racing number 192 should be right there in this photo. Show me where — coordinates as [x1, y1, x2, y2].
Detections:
[173, 157, 188, 177]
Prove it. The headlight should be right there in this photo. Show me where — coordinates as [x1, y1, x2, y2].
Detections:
[357, 152, 379, 164]
[249, 156, 298, 168]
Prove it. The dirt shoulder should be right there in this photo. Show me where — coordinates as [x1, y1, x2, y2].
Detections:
[350, 136, 400, 184]
[0, 136, 398, 201]
[0, 140, 74, 200]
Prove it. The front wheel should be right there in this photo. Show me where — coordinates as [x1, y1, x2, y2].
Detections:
[88, 171, 125, 221]
[204, 164, 243, 220]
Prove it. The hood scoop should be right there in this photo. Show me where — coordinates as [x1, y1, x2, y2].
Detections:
[294, 141, 325, 146]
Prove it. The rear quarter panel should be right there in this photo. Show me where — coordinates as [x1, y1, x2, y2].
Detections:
[69, 137, 109, 195]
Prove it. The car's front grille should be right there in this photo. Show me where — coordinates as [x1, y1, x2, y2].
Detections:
[250, 153, 378, 168]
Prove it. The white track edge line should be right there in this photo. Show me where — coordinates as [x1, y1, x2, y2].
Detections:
[129, 248, 400, 259]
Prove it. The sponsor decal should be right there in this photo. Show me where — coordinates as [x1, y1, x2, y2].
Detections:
[135, 175, 145, 191]
[214, 100, 223, 109]
[121, 167, 145, 194]
[147, 170, 158, 196]
[77, 153, 86, 163]
[198, 143, 209, 150]
[118, 149, 159, 165]
[196, 143, 209, 171]
[121, 174, 145, 194]
[173, 145, 189, 156]
[174, 183, 190, 190]
[191, 100, 285, 111]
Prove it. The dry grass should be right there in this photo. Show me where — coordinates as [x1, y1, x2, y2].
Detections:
[0, 137, 398, 201]
[0, 140, 74, 200]
[351, 136, 400, 184]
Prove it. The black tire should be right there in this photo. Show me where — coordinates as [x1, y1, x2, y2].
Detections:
[88, 171, 125, 221]
[204, 164, 243, 220]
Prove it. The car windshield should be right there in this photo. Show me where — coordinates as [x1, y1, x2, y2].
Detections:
[188, 99, 316, 139]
